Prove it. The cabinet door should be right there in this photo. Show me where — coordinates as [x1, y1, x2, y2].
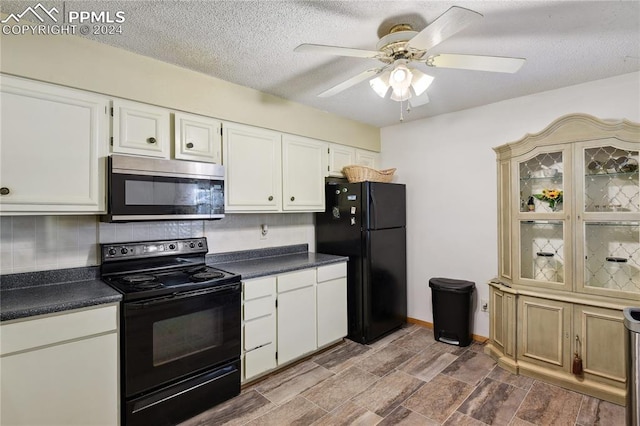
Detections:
[0, 333, 118, 426]
[223, 122, 282, 211]
[355, 149, 380, 169]
[282, 135, 327, 211]
[488, 285, 517, 363]
[514, 145, 573, 291]
[575, 140, 640, 300]
[112, 99, 170, 158]
[174, 112, 222, 163]
[277, 270, 317, 365]
[0, 76, 108, 213]
[574, 305, 626, 387]
[317, 277, 348, 347]
[517, 296, 571, 373]
[328, 144, 356, 176]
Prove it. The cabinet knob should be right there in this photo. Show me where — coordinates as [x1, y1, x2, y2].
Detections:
[0, 187, 10, 196]
[147, 137, 157, 144]
[186, 142, 194, 149]
[268, 196, 273, 201]
[290, 196, 295, 202]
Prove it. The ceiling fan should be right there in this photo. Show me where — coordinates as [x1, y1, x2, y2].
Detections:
[294, 6, 525, 109]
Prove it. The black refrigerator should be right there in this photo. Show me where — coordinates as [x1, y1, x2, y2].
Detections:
[316, 180, 407, 344]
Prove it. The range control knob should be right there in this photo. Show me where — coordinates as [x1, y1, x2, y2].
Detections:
[108, 248, 117, 256]
[189, 242, 195, 249]
[168, 244, 176, 250]
[198, 242, 203, 248]
[121, 248, 128, 255]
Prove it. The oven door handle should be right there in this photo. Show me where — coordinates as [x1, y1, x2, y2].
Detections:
[128, 282, 240, 309]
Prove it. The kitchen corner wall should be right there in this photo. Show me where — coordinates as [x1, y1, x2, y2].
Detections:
[0, 214, 315, 275]
[380, 71, 640, 339]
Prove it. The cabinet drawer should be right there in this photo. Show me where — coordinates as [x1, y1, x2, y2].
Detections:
[244, 343, 276, 381]
[277, 269, 316, 293]
[243, 276, 276, 301]
[244, 316, 275, 350]
[1, 304, 118, 356]
[317, 262, 347, 283]
[243, 296, 274, 321]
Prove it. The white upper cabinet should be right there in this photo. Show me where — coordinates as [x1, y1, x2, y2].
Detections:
[173, 112, 222, 163]
[0, 75, 108, 213]
[223, 122, 282, 211]
[328, 144, 381, 177]
[223, 122, 327, 213]
[328, 144, 356, 176]
[112, 99, 170, 158]
[282, 135, 327, 211]
[355, 149, 380, 169]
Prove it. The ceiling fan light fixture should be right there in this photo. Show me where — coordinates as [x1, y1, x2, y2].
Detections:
[369, 71, 391, 98]
[389, 62, 412, 91]
[390, 87, 412, 102]
[409, 68, 434, 96]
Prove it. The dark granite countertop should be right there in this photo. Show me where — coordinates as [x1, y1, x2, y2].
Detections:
[0, 245, 346, 322]
[207, 244, 348, 280]
[0, 267, 122, 322]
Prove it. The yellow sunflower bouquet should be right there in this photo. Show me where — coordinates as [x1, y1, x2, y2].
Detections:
[534, 189, 563, 209]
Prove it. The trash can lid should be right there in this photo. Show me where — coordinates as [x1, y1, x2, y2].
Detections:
[623, 307, 640, 333]
[429, 277, 475, 293]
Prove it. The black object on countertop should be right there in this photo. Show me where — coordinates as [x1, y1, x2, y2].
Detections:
[429, 277, 475, 347]
[316, 180, 407, 344]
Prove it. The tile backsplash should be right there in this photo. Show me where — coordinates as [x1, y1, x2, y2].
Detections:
[0, 213, 315, 274]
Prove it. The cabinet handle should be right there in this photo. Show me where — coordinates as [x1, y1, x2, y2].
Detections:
[268, 196, 273, 201]
[0, 187, 10, 195]
[290, 196, 295, 202]
[147, 137, 157, 144]
[186, 142, 194, 149]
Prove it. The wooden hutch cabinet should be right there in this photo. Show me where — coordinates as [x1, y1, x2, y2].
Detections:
[486, 114, 639, 405]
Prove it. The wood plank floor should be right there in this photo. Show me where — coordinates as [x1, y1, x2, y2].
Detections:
[179, 324, 625, 425]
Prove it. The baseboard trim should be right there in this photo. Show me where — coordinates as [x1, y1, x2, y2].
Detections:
[406, 317, 489, 344]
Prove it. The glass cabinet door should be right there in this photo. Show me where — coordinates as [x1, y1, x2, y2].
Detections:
[582, 145, 639, 213]
[577, 142, 640, 299]
[519, 220, 567, 287]
[515, 147, 571, 289]
[518, 150, 565, 214]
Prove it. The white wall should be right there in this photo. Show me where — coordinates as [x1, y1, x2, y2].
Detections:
[0, 214, 314, 274]
[380, 72, 640, 338]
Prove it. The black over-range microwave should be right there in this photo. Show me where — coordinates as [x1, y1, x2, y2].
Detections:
[102, 154, 224, 222]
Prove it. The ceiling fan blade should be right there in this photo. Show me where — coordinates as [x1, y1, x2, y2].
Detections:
[406, 6, 482, 51]
[318, 68, 383, 97]
[427, 53, 525, 73]
[294, 43, 381, 59]
[409, 93, 430, 107]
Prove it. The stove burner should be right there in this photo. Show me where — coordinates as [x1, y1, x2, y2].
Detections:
[119, 274, 164, 290]
[191, 271, 225, 282]
[122, 274, 157, 284]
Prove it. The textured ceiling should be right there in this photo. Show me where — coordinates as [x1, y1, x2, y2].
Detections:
[2, 1, 639, 127]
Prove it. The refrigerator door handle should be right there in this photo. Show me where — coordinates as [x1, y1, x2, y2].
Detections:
[369, 187, 376, 229]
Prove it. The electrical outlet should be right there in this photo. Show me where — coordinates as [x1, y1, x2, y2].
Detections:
[481, 299, 489, 312]
[260, 224, 268, 240]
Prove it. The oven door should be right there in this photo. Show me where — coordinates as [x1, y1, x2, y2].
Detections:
[108, 172, 224, 221]
[122, 282, 241, 397]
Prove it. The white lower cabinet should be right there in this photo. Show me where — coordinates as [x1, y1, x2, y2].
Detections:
[0, 304, 119, 425]
[242, 276, 277, 382]
[241, 262, 348, 383]
[317, 263, 348, 348]
[277, 269, 317, 365]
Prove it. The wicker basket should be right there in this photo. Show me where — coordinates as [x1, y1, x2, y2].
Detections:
[342, 165, 396, 183]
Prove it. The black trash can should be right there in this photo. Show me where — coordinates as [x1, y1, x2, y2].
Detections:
[429, 277, 475, 347]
